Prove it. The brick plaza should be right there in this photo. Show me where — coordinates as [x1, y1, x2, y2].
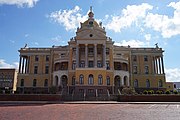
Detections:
[0, 103, 180, 120]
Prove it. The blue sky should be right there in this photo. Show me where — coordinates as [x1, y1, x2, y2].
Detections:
[0, 0, 180, 82]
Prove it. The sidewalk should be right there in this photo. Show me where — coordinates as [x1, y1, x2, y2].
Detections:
[1, 101, 180, 105]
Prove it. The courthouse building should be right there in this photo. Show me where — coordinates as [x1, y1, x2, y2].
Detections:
[17, 8, 166, 95]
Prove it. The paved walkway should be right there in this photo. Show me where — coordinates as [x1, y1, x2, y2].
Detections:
[1, 102, 180, 120]
[1, 101, 180, 105]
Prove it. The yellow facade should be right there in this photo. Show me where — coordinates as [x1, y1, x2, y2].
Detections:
[17, 8, 167, 94]
[166, 82, 174, 91]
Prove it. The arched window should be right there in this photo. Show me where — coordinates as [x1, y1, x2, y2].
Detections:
[98, 75, 103, 85]
[88, 74, 94, 85]
[159, 80, 163, 87]
[134, 79, 138, 88]
[79, 74, 84, 84]
[72, 76, 75, 85]
[146, 79, 150, 88]
[106, 76, 110, 85]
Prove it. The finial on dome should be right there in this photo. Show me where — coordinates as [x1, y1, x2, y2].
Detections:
[88, 6, 94, 19]
[90, 6, 92, 12]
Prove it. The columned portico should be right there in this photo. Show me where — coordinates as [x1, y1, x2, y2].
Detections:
[153, 56, 165, 74]
[18, 55, 29, 74]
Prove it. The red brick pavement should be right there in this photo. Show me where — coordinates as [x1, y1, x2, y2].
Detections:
[0, 104, 180, 120]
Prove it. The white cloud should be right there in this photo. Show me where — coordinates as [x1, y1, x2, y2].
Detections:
[48, 6, 88, 31]
[25, 34, 29, 38]
[165, 68, 180, 82]
[9, 40, 15, 44]
[144, 1, 180, 38]
[144, 34, 151, 41]
[0, 59, 19, 69]
[114, 39, 147, 47]
[34, 42, 39, 45]
[105, 3, 153, 32]
[51, 35, 61, 42]
[0, 0, 39, 8]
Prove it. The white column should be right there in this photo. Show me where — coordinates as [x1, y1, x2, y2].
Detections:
[22, 57, 25, 74]
[25, 57, 28, 74]
[158, 58, 161, 74]
[155, 58, 158, 74]
[27, 56, 30, 73]
[85, 44, 88, 67]
[152, 56, 155, 74]
[161, 56, 165, 74]
[18, 56, 22, 73]
[76, 44, 79, 68]
[121, 77, 124, 86]
[94, 44, 97, 67]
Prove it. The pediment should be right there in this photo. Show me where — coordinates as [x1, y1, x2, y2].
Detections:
[76, 29, 106, 40]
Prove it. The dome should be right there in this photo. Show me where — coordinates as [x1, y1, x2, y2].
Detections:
[80, 6, 99, 28]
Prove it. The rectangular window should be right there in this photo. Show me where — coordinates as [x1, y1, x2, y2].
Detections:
[98, 89, 103, 93]
[107, 77, 110, 85]
[33, 79, 37, 87]
[44, 79, 48, 87]
[73, 48, 76, 55]
[80, 47, 85, 55]
[88, 61, 94, 68]
[79, 89, 84, 93]
[106, 61, 110, 70]
[80, 61, 85, 68]
[97, 47, 102, 54]
[34, 66, 38, 74]
[132, 55, 137, 62]
[72, 61, 76, 70]
[133, 66, 137, 74]
[144, 55, 148, 61]
[46, 55, 49, 61]
[35, 55, 39, 61]
[45, 65, 49, 74]
[145, 66, 149, 74]
[61, 53, 65, 57]
[88, 47, 94, 56]
[106, 48, 109, 55]
[88, 89, 94, 93]
[72, 77, 75, 85]
[20, 79, 24, 87]
[97, 61, 102, 68]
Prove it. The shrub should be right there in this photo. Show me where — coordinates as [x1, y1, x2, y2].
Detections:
[150, 90, 154, 94]
[49, 86, 57, 94]
[156, 90, 163, 94]
[165, 90, 170, 94]
[148, 91, 152, 94]
[143, 90, 148, 94]
[174, 90, 178, 94]
[121, 87, 136, 95]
